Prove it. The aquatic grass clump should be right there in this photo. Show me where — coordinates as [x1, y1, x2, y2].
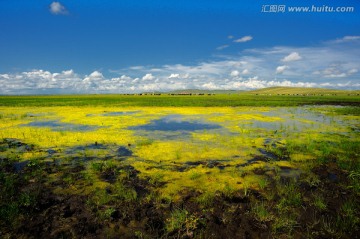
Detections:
[136, 138, 154, 147]
[189, 171, 202, 180]
[348, 171, 360, 195]
[165, 208, 200, 237]
[332, 106, 360, 116]
[276, 181, 302, 209]
[337, 200, 360, 232]
[258, 177, 269, 190]
[272, 213, 298, 234]
[252, 202, 274, 222]
[113, 181, 137, 202]
[99, 207, 116, 220]
[0, 155, 45, 230]
[88, 189, 112, 208]
[196, 191, 215, 208]
[312, 194, 327, 211]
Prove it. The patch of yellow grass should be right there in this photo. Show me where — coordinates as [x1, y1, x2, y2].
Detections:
[1, 105, 359, 199]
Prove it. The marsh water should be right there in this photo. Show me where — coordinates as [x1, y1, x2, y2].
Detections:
[1, 105, 358, 197]
[1, 104, 360, 238]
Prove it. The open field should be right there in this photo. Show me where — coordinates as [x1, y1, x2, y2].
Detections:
[0, 93, 360, 108]
[0, 92, 360, 238]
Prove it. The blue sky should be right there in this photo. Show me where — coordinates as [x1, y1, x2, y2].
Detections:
[0, 0, 360, 94]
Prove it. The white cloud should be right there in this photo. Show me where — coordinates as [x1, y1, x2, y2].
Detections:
[183, 73, 190, 79]
[168, 73, 180, 79]
[49, 2, 68, 15]
[84, 71, 104, 81]
[0, 69, 85, 94]
[348, 69, 358, 74]
[276, 65, 289, 74]
[120, 75, 132, 81]
[332, 36, 360, 43]
[132, 78, 140, 84]
[23, 69, 52, 80]
[216, 45, 229, 50]
[234, 36, 253, 43]
[230, 70, 240, 77]
[0, 74, 10, 79]
[314, 65, 359, 78]
[129, 66, 145, 70]
[202, 82, 217, 89]
[282, 52, 302, 62]
[242, 69, 250, 75]
[142, 73, 155, 81]
[1, 36, 360, 94]
[89, 71, 104, 78]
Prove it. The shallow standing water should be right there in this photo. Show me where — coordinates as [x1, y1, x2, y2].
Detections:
[1, 105, 359, 196]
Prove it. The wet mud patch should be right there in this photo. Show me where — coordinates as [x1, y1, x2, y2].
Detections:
[236, 155, 269, 167]
[278, 166, 301, 181]
[0, 138, 41, 173]
[174, 160, 230, 172]
[18, 193, 103, 238]
[117, 146, 132, 157]
[21, 120, 101, 132]
[98, 164, 139, 184]
[260, 138, 291, 161]
[13, 160, 30, 172]
[63, 143, 133, 161]
[236, 137, 289, 168]
[67, 143, 108, 152]
[258, 148, 278, 160]
[1, 138, 35, 152]
[168, 189, 271, 239]
[1, 140, 359, 238]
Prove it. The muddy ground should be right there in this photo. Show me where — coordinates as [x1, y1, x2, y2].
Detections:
[0, 138, 359, 239]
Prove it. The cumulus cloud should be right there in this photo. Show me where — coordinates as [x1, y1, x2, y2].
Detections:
[0, 69, 84, 94]
[49, 2, 68, 15]
[119, 75, 132, 81]
[242, 69, 250, 75]
[202, 82, 218, 90]
[168, 73, 180, 79]
[234, 36, 253, 43]
[348, 69, 358, 74]
[282, 52, 302, 62]
[81, 71, 105, 90]
[314, 66, 359, 78]
[1, 36, 359, 94]
[199, 77, 319, 90]
[276, 65, 289, 74]
[89, 71, 104, 79]
[230, 70, 240, 77]
[142, 73, 155, 81]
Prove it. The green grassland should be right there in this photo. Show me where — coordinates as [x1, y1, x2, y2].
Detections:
[0, 87, 359, 238]
[0, 87, 359, 107]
